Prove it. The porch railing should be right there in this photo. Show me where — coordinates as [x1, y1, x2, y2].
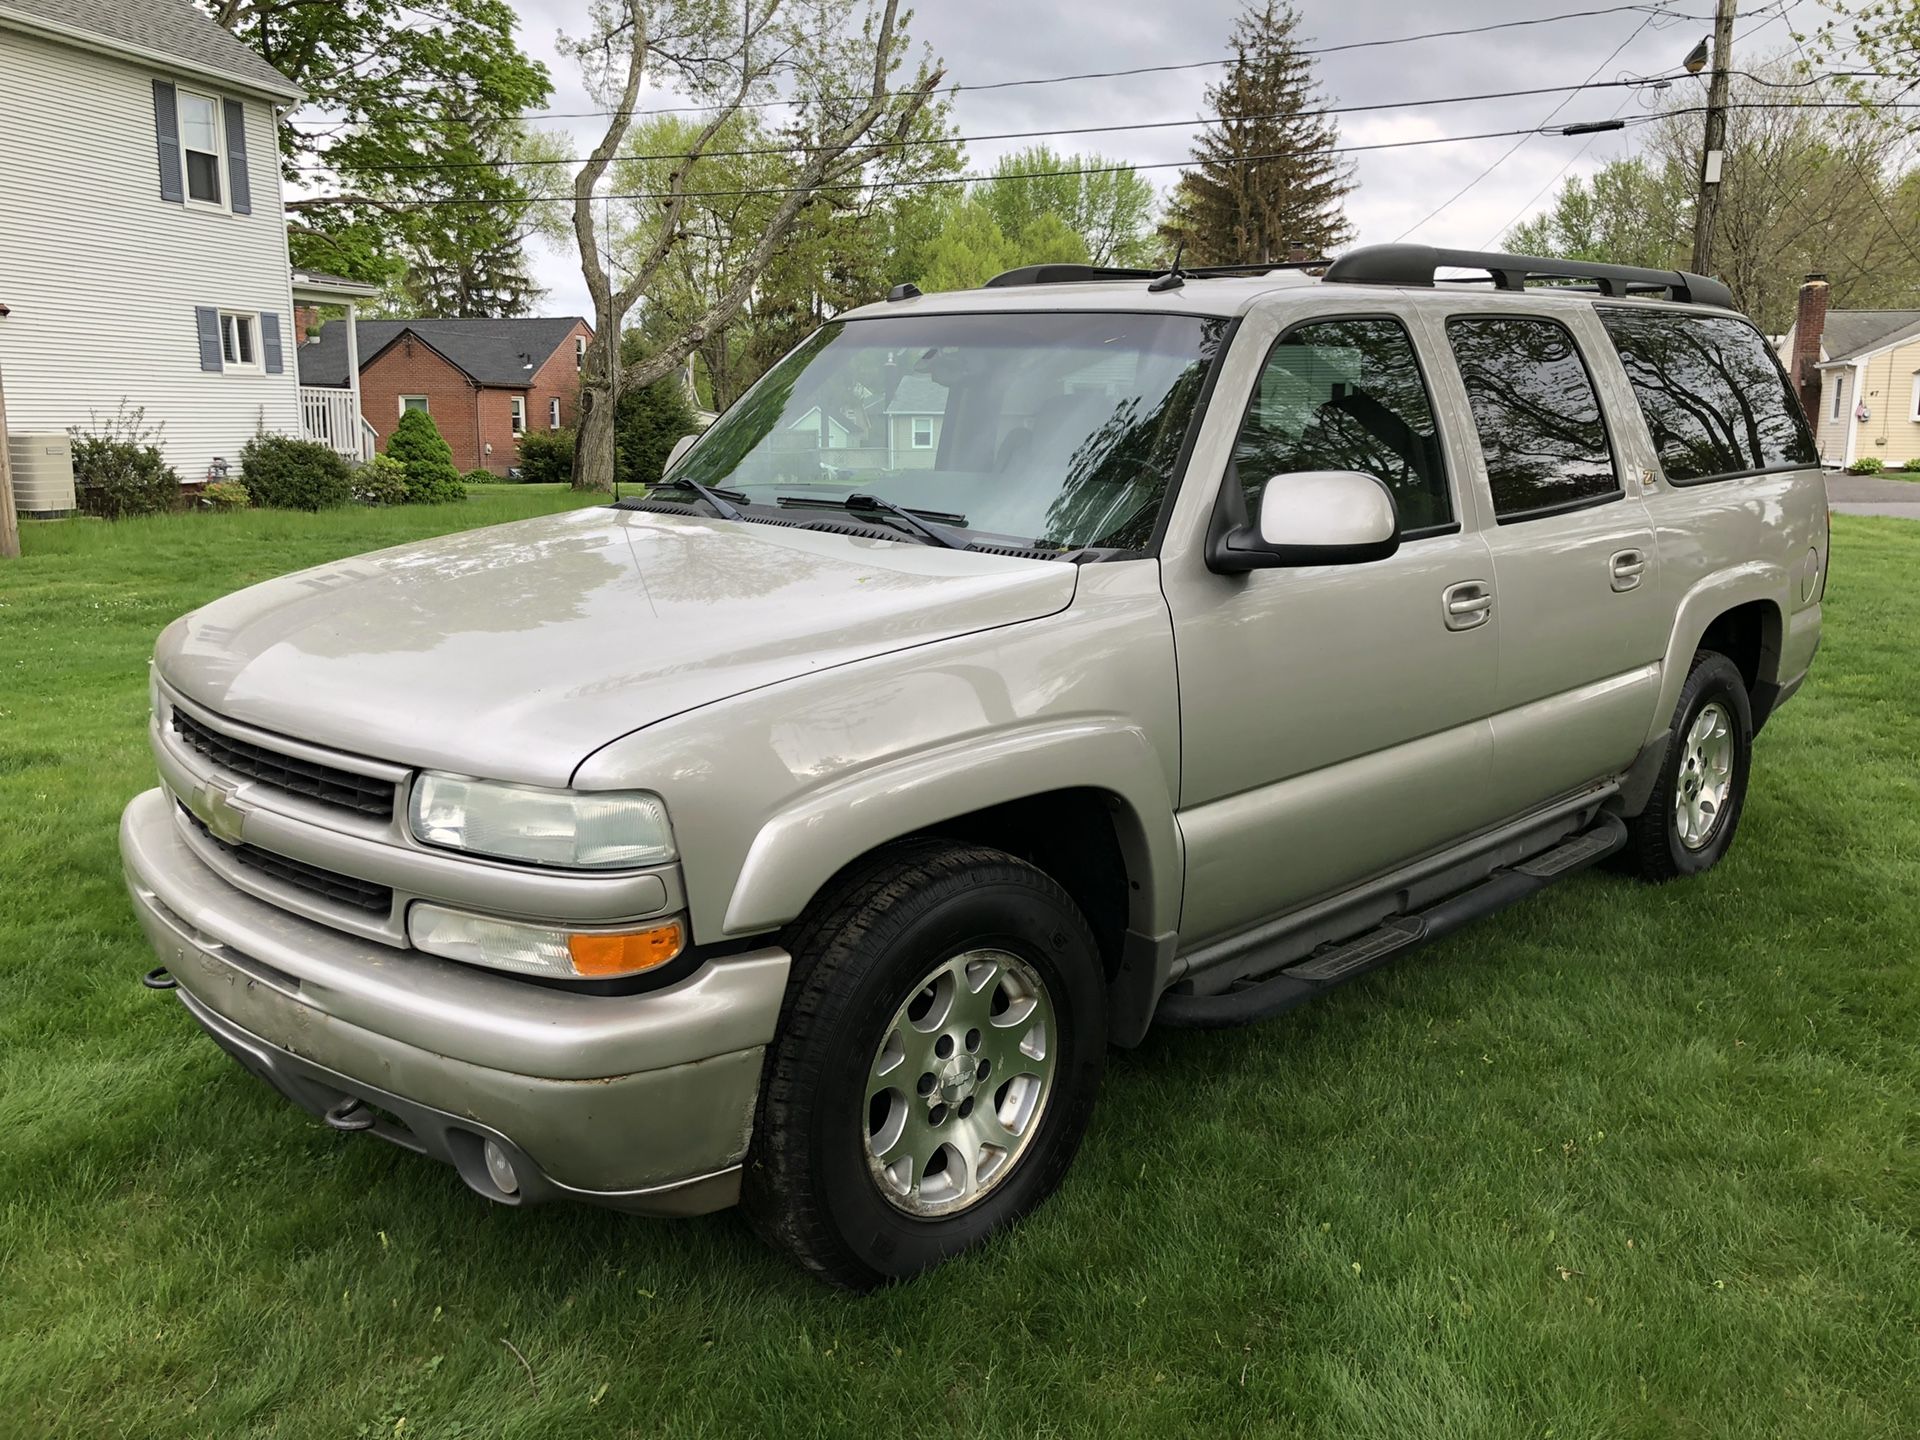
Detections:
[300, 386, 373, 462]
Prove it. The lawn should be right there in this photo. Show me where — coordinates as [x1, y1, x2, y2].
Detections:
[2, 497, 1916, 1438]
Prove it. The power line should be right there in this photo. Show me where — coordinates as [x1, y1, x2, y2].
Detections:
[1482, 1, 1830, 250]
[288, 68, 1881, 177]
[288, 3, 1709, 131]
[1396, 9, 1664, 241]
[309, 104, 1912, 208]
[289, 76, 1691, 174]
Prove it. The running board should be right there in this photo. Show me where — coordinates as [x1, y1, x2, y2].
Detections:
[1155, 812, 1628, 1030]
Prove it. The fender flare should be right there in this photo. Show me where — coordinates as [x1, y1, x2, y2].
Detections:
[1648, 565, 1786, 743]
[720, 719, 1182, 943]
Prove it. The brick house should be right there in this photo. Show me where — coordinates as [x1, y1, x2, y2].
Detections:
[296, 315, 592, 474]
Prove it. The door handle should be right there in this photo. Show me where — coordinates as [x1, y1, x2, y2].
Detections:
[1610, 548, 1647, 593]
[1443, 580, 1493, 631]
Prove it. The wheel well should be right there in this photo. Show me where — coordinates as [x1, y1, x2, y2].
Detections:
[1696, 600, 1781, 700]
[805, 790, 1138, 985]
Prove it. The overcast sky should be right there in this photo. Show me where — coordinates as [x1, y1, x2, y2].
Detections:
[505, 0, 1815, 319]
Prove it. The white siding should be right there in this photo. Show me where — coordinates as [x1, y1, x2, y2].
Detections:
[0, 30, 300, 482]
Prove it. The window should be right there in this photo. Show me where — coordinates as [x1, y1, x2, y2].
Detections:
[911, 416, 934, 449]
[400, 395, 429, 415]
[1231, 317, 1452, 534]
[1598, 308, 1818, 482]
[576, 336, 587, 370]
[218, 311, 256, 369]
[1832, 372, 1847, 421]
[549, 397, 562, 429]
[178, 91, 223, 205]
[670, 312, 1228, 552]
[510, 396, 527, 434]
[1447, 315, 1618, 521]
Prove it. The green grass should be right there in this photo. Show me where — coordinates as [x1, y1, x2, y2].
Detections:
[2, 500, 1916, 1438]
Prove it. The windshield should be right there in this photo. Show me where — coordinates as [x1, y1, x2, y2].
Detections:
[670, 312, 1230, 551]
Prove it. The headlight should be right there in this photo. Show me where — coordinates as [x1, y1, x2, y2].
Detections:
[409, 774, 674, 870]
[408, 904, 685, 980]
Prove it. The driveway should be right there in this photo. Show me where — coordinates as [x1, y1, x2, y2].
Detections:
[1827, 471, 1920, 519]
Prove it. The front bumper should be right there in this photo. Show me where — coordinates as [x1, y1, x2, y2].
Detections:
[121, 787, 790, 1216]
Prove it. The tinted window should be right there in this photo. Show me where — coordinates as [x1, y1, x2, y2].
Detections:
[1233, 318, 1451, 533]
[1446, 316, 1618, 521]
[1598, 309, 1818, 482]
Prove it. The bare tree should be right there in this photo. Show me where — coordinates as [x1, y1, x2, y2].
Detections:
[567, 0, 943, 489]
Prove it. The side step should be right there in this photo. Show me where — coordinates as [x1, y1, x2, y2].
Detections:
[1155, 812, 1627, 1030]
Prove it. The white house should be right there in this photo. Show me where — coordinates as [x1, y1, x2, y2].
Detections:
[0, 0, 376, 485]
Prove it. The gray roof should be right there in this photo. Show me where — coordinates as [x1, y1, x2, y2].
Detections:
[884, 373, 949, 415]
[298, 316, 590, 389]
[0, 0, 302, 100]
[1824, 309, 1920, 364]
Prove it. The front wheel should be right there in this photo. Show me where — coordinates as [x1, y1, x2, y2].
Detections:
[1623, 651, 1754, 882]
[743, 842, 1106, 1290]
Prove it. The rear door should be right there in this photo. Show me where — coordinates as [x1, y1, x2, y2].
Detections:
[1424, 305, 1666, 815]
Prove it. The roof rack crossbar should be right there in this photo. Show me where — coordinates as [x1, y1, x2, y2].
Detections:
[984, 259, 1328, 289]
[1320, 244, 1734, 310]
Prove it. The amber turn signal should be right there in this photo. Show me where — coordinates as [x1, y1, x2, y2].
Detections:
[567, 921, 685, 977]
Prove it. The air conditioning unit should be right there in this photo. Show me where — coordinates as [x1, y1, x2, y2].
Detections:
[7, 431, 76, 518]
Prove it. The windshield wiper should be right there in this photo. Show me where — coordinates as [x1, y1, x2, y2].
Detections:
[776, 493, 969, 551]
[653, 475, 748, 521]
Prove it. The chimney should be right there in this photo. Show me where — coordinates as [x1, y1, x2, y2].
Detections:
[1287, 238, 1310, 264]
[1792, 273, 1829, 424]
[293, 305, 321, 346]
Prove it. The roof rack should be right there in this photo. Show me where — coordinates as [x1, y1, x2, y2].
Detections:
[1321, 244, 1733, 310]
[983, 259, 1327, 289]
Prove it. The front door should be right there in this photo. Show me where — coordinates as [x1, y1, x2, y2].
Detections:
[1429, 308, 1666, 816]
[1164, 311, 1504, 948]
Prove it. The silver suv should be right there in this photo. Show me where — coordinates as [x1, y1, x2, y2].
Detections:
[123, 245, 1828, 1288]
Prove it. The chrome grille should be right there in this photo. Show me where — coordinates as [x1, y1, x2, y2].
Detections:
[171, 709, 397, 819]
[180, 806, 394, 915]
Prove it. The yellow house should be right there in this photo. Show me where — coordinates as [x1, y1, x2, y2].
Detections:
[1778, 275, 1920, 469]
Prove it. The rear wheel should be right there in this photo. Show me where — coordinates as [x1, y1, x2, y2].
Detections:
[743, 842, 1106, 1290]
[1624, 651, 1753, 882]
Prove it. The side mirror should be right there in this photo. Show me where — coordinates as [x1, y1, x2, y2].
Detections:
[1208, 470, 1400, 573]
[663, 434, 698, 475]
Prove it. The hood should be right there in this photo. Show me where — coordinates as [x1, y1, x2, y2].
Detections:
[157, 507, 1077, 786]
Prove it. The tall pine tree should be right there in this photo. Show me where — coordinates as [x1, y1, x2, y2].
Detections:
[1161, 1, 1354, 265]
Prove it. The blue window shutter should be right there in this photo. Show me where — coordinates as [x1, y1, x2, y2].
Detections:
[260, 312, 284, 374]
[222, 98, 251, 215]
[195, 307, 223, 372]
[153, 80, 183, 203]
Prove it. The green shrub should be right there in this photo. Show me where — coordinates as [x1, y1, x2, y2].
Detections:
[1901, 457, 1920, 474]
[386, 409, 467, 503]
[1845, 456, 1885, 475]
[202, 480, 252, 511]
[516, 428, 575, 485]
[69, 406, 180, 519]
[463, 468, 497, 487]
[239, 433, 353, 510]
[352, 454, 409, 507]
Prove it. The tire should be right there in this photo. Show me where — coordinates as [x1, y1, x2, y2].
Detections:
[1623, 651, 1753, 882]
[742, 840, 1107, 1290]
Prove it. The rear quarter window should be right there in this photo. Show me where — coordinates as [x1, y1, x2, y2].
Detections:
[1597, 309, 1818, 483]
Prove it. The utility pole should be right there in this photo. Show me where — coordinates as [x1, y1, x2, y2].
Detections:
[1690, 0, 1737, 275]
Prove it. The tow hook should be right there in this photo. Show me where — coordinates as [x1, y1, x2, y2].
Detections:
[142, 966, 178, 991]
[325, 1097, 377, 1133]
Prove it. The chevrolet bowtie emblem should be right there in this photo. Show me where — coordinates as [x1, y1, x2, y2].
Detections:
[192, 776, 250, 845]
